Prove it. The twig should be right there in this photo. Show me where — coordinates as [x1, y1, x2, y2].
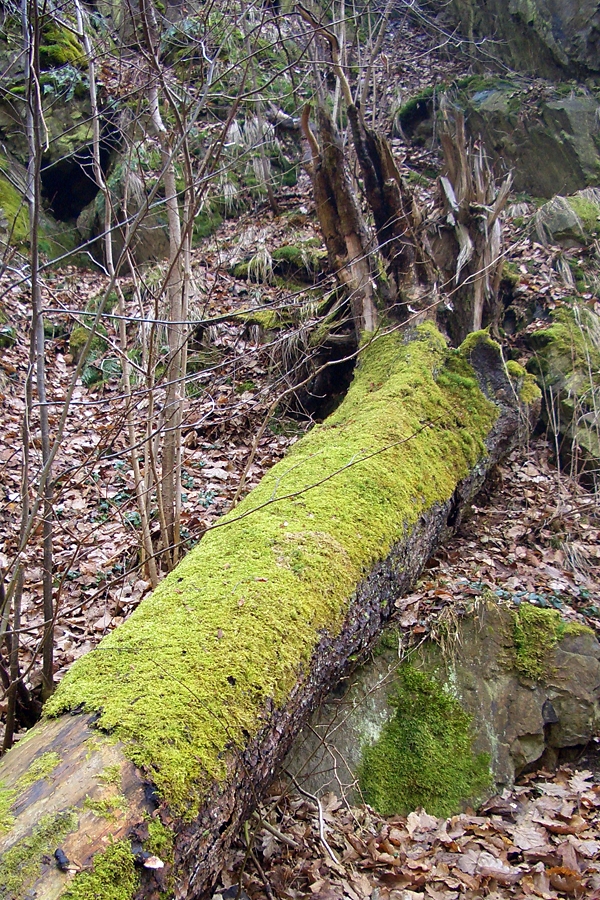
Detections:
[284, 769, 339, 864]
[252, 810, 300, 850]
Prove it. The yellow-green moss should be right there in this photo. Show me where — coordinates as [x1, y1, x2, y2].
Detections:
[60, 840, 138, 900]
[40, 21, 85, 69]
[0, 751, 61, 835]
[567, 195, 600, 236]
[529, 305, 600, 387]
[502, 261, 521, 287]
[145, 817, 174, 860]
[97, 763, 122, 786]
[46, 324, 498, 818]
[83, 794, 127, 820]
[0, 173, 28, 245]
[0, 810, 78, 899]
[18, 751, 61, 790]
[69, 324, 107, 363]
[145, 817, 175, 894]
[358, 665, 492, 817]
[513, 604, 563, 681]
[505, 359, 542, 404]
[0, 784, 14, 834]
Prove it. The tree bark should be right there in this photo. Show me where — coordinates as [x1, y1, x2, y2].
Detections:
[430, 110, 512, 345]
[0, 328, 539, 900]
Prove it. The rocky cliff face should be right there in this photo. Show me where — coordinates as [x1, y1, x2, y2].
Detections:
[435, 0, 600, 79]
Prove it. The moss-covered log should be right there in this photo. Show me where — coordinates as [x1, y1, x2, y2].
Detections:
[0, 325, 539, 900]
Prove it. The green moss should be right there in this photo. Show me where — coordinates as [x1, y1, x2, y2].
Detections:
[0, 810, 78, 899]
[567, 195, 600, 236]
[192, 208, 222, 243]
[145, 817, 174, 861]
[144, 818, 175, 896]
[271, 244, 326, 276]
[17, 751, 61, 790]
[69, 324, 107, 364]
[0, 173, 28, 245]
[46, 324, 498, 818]
[60, 840, 138, 900]
[97, 763, 122, 786]
[528, 304, 600, 394]
[397, 86, 435, 125]
[0, 784, 15, 834]
[232, 262, 249, 279]
[40, 21, 85, 69]
[506, 360, 526, 378]
[502, 261, 521, 287]
[457, 327, 497, 357]
[513, 603, 563, 681]
[505, 360, 542, 404]
[239, 308, 291, 331]
[187, 349, 223, 374]
[358, 665, 492, 817]
[83, 794, 127, 820]
[0, 751, 61, 836]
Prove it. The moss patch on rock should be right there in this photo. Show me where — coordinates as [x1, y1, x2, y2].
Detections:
[528, 303, 600, 475]
[40, 21, 85, 69]
[0, 809, 78, 899]
[513, 603, 591, 682]
[46, 324, 498, 818]
[69, 324, 108, 364]
[60, 840, 138, 900]
[505, 359, 542, 405]
[358, 665, 492, 817]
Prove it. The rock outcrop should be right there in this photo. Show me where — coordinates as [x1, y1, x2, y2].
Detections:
[287, 601, 600, 815]
[433, 0, 600, 79]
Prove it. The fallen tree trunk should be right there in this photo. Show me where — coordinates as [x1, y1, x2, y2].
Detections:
[0, 326, 539, 900]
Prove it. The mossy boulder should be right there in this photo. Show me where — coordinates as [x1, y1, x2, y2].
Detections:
[457, 84, 600, 198]
[271, 243, 327, 280]
[0, 165, 28, 246]
[287, 601, 600, 811]
[69, 323, 108, 365]
[535, 188, 600, 246]
[433, 0, 600, 78]
[39, 21, 85, 70]
[358, 665, 492, 817]
[399, 76, 600, 197]
[528, 303, 600, 481]
[76, 170, 170, 269]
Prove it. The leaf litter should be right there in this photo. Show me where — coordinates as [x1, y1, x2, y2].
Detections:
[217, 765, 600, 900]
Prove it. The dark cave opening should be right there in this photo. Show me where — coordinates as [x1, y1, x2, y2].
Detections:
[41, 129, 116, 222]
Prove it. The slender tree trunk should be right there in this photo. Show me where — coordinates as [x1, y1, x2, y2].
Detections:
[22, 0, 54, 701]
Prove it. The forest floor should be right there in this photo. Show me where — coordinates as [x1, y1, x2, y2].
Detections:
[0, 9, 599, 899]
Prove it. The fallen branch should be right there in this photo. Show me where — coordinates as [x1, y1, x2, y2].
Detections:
[0, 326, 539, 900]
